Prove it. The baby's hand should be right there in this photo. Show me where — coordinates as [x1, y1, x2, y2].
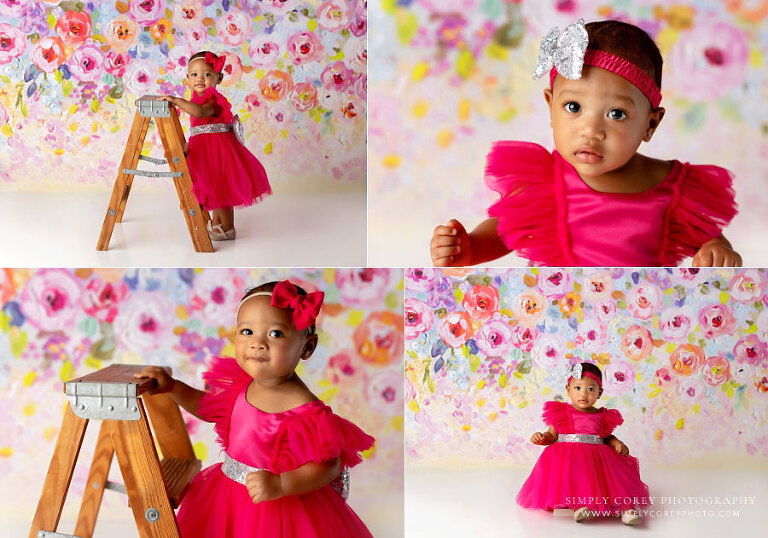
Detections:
[246, 470, 284, 503]
[133, 366, 174, 395]
[692, 237, 742, 267]
[430, 219, 471, 267]
[613, 440, 629, 456]
[530, 432, 546, 445]
[157, 95, 177, 106]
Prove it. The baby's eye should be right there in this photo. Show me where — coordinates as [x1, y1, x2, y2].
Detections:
[588, 387, 594, 392]
[269, 330, 283, 338]
[608, 109, 627, 120]
[564, 101, 581, 113]
[240, 328, 253, 336]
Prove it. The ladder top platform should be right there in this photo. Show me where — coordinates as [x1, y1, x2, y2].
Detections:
[65, 364, 168, 395]
[135, 95, 170, 117]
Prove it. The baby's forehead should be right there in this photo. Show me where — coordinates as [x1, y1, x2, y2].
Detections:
[188, 57, 215, 71]
[236, 295, 292, 324]
[570, 376, 600, 388]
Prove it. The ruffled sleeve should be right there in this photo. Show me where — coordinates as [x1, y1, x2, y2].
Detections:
[485, 141, 575, 266]
[541, 401, 571, 433]
[269, 404, 375, 473]
[659, 163, 737, 266]
[599, 408, 624, 437]
[195, 357, 252, 450]
[192, 87, 234, 123]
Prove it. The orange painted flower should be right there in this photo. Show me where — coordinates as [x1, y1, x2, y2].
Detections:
[290, 82, 318, 112]
[258, 69, 294, 102]
[514, 291, 545, 328]
[621, 325, 653, 360]
[702, 356, 731, 386]
[55, 10, 92, 47]
[353, 311, 403, 366]
[438, 311, 473, 348]
[150, 18, 173, 43]
[558, 291, 582, 318]
[103, 14, 139, 53]
[669, 343, 705, 376]
[462, 284, 500, 321]
[31, 36, 65, 73]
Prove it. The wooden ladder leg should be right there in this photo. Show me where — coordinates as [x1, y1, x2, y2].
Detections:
[156, 115, 214, 253]
[29, 406, 89, 538]
[73, 421, 115, 538]
[96, 112, 151, 250]
[142, 393, 195, 460]
[109, 400, 180, 538]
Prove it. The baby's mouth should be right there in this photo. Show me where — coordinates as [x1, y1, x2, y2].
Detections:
[575, 147, 603, 164]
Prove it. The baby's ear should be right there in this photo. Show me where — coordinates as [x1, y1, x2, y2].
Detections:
[300, 333, 319, 360]
[644, 107, 666, 142]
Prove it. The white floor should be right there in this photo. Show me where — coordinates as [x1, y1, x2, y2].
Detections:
[406, 466, 767, 537]
[0, 189, 366, 267]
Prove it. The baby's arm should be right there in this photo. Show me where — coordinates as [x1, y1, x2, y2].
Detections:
[134, 366, 206, 419]
[692, 235, 742, 267]
[157, 95, 221, 119]
[430, 218, 511, 266]
[604, 435, 629, 455]
[246, 458, 342, 503]
[530, 425, 558, 445]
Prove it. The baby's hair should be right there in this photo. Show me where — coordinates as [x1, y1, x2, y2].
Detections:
[240, 281, 317, 334]
[189, 50, 216, 63]
[586, 20, 663, 92]
[574, 362, 603, 385]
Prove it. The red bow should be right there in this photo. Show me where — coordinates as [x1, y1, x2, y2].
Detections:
[205, 52, 225, 73]
[271, 281, 324, 331]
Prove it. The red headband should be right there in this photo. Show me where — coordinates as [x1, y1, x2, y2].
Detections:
[568, 371, 602, 388]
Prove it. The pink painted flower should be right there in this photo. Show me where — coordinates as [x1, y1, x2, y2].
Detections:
[20, 269, 82, 332]
[104, 51, 130, 77]
[659, 308, 693, 342]
[511, 325, 539, 352]
[575, 319, 607, 353]
[603, 360, 634, 397]
[69, 44, 104, 83]
[172, 0, 203, 31]
[31, 36, 64, 73]
[513, 291, 545, 328]
[678, 378, 704, 403]
[581, 271, 613, 303]
[462, 284, 499, 321]
[336, 268, 390, 307]
[594, 300, 616, 323]
[531, 333, 565, 369]
[324, 349, 366, 388]
[621, 325, 653, 360]
[261, 0, 299, 14]
[321, 61, 354, 91]
[343, 35, 366, 72]
[114, 292, 174, 352]
[365, 369, 403, 415]
[103, 14, 140, 53]
[216, 11, 250, 47]
[732, 362, 753, 384]
[82, 278, 128, 323]
[669, 268, 708, 288]
[317, 86, 341, 110]
[123, 59, 156, 95]
[536, 268, 570, 298]
[405, 268, 440, 292]
[250, 35, 281, 67]
[129, 0, 165, 25]
[349, 10, 367, 36]
[259, 69, 294, 102]
[626, 285, 662, 320]
[55, 11, 92, 47]
[264, 103, 291, 126]
[290, 82, 318, 112]
[220, 53, 242, 87]
[404, 298, 433, 340]
[353, 73, 366, 100]
[702, 356, 731, 386]
[669, 343, 705, 376]
[729, 269, 766, 304]
[654, 366, 677, 389]
[336, 95, 365, 124]
[733, 335, 768, 368]
[184, 25, 207, 49]
[475, 318, 513, 357]
[758, 310, 768, 345]
[669, 17, 748, 100]
[287, 31, 324, 65]
[698, 303, 737, 338]
[317, 0, 352, 31]
[749, 369, 768, 398]
[0, 23, 26, 65]
[439, 311, 473, 348]
[190, 270, 244, 322]
[0, 0, 31, 17]
[353, 311, 403, 365]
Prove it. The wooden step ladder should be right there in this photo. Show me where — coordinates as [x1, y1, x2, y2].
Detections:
[30, 364, 202, 538]
[96, 96, 213, 252]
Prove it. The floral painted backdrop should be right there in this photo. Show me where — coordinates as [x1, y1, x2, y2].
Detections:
[405, 267, 768, 467]
[0, 268, 402, 529]
[0, 1, 366, 189]
[369, 0, 768, 265]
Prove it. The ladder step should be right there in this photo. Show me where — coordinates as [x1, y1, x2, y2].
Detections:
[122, 168, 182, 178]
[138, 155, 168, 165]
[160, 457, 202, 509]
[37, 532, 86, 538]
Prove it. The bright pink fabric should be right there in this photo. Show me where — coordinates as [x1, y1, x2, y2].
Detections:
[178, 357, 375, 538]
[485, 141, 737, 266]
[550, 49, 662, 108]
[186, 88, 271, 210]
[516, 401, 650, 512]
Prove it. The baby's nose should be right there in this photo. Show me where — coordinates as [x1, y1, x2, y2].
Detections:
[579, 115, 605, 139]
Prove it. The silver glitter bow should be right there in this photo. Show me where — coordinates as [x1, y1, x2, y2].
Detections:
[569, 362, 583, 380]
[532, 18, 589, 80]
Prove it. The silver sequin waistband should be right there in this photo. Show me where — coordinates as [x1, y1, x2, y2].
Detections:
[189, 114, 244, 144]
[556, 434, 604, 444]
[221, 453, 351, 500]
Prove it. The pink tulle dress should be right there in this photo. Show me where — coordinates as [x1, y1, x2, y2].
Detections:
[517, 401, 650, 513]
[485, 141, 738, 266]
[177, 357, 375, 538]
[186, 88, 272, 210]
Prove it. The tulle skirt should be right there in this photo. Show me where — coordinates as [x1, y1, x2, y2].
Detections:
[516, 443, 650, 513]
[186, 131, 271, 211]
[177, 463, 373, 538]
